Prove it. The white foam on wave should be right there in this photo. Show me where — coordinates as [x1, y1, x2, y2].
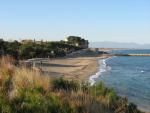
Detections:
[89, 57, 111, 85]
[141, 70, 144, 73]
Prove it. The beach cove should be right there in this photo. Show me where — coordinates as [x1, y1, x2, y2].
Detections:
[31, 50, 110, 82]
[25, 49, 150, 113]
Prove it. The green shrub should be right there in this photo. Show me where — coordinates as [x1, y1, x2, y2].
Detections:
[127, 103, 141, 113]
[9, 87, 73, 113]
[0, 93, 11, 113]
[90, 82, 108, 97]
[106, 88, 117, 108]
[81, 82, 90, 93]
[52, 78, 79, 92]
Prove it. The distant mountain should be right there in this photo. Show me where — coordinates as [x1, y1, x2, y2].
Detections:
[89, 41, 150, 49]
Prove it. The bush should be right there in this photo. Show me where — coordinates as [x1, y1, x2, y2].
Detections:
[127, 103, 141, 113]
[106, 88, 117, 108]
[6, 88, 73, 113]
[90, 82, 108, 97]
[52, 78, 79, 92]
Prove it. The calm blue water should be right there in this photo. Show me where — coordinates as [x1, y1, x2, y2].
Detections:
[98, 49, 150, 112]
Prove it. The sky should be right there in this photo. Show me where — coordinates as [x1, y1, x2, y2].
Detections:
[0, 0, 150, 44]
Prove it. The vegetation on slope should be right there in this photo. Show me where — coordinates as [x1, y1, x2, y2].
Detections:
[0, 38, 83, 59]
[0, 56, 142, 113]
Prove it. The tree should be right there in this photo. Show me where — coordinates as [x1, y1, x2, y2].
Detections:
[0, 39, 4, 49]
[0, 39, 5, 55]
[19, 44, 36, 59]
[66, 36, 82, 45]
[66, 36, 89, 48]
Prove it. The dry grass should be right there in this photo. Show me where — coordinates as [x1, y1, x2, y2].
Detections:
[13, 67, 50, 91]
[0, 56, 50, 97]
[54, 91, 112, 113]
[0, 56, 14, 89]
[0, 56, 14, 78]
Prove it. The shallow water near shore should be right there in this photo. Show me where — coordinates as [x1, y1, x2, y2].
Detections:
[92, 49, 150, 112]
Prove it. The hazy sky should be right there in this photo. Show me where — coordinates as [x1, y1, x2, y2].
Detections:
[0, 0, 150, 43]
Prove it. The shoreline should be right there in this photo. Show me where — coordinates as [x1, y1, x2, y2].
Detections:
[92, 55, 150, 113]
[25, 50, 149, 113]
[26, 49, 112, 82]
[88, 56, 112, 85]
[41, 55, 110, 82]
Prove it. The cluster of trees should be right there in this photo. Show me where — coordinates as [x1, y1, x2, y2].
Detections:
[0, 39, 82, 59]
[0, 39, 20, 59]
[66, 36, 89, 48]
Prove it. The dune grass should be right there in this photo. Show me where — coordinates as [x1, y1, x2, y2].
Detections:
[0, 56, 142, 113]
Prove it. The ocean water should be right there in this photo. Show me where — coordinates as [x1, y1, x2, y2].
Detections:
[90, 49, 150, 112]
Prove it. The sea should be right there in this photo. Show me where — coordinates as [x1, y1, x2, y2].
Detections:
[89, 49, 150, 112]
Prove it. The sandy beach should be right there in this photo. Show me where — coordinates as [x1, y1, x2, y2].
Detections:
[34, 51, 110, 82]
